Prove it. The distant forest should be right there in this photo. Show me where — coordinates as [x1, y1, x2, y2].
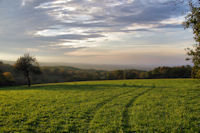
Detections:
[0, 61, 192, 86]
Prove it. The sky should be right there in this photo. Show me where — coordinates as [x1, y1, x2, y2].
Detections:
[0, 0, 195, 66]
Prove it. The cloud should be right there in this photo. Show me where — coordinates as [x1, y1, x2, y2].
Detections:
[0, 0, 193, 65]
[30, 0, 185, 49]
[25, 48, 41, 52]
[21, 0, 34, 6]
[0, 0, 184, 45]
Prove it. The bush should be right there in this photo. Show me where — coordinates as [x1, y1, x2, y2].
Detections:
[196, 70, 200, 79]
[2, 72, 15, 86]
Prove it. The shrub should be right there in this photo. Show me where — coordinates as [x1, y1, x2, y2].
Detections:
[2, 72, 15, 85]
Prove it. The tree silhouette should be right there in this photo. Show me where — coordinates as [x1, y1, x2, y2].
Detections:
[14, 53, 41, 87]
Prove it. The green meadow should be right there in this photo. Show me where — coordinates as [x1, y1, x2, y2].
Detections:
[0, 79, 200, 132]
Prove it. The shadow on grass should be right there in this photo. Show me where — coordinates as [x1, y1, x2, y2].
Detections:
[0, 83, 165, 91]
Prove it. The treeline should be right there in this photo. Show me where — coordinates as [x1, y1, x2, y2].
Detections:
[107, 66, 192, 79]
[0, 61, 192, 86]
[146, 66, 192, 79]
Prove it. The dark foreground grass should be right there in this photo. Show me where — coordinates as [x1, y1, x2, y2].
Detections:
[0, 79, 200, 132]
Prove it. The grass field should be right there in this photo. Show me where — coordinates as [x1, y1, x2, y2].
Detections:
[0, 79, 200, 132]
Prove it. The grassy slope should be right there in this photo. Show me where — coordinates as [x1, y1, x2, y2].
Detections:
[0, 79, 200, 132]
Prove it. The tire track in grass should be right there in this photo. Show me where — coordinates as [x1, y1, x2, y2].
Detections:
[80, 87, 141, 132]
[121, 86, 154, 133]
[67, 87, 138, 132]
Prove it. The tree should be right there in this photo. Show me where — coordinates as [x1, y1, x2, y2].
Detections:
[184, 2, 200, 78]
[14, 53, 41, 87]
[175, 0, 199, 6]
[2, 72, 15, 85]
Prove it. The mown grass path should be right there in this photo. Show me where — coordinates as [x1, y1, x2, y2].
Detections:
[0, 79, 200, 132]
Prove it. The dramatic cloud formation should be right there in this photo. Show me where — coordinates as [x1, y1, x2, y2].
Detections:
[0, 0, 194, 65]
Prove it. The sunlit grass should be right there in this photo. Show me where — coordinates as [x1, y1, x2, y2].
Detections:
[0, 79, 200, 132]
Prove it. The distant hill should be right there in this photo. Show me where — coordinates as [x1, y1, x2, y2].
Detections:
[0, 60, 192, 86]
[0, 60, 155, 71]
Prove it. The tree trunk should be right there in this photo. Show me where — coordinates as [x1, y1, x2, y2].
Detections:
[26, 72, 31, 87]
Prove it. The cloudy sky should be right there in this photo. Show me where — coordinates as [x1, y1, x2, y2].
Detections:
[0, 0, 194, 65]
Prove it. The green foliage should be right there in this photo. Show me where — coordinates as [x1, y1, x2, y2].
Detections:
[184, 2, 200, 78]
[0, 79, 199, 132]
[184, 2, 200, 43]
[147, 66, 192, 78]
